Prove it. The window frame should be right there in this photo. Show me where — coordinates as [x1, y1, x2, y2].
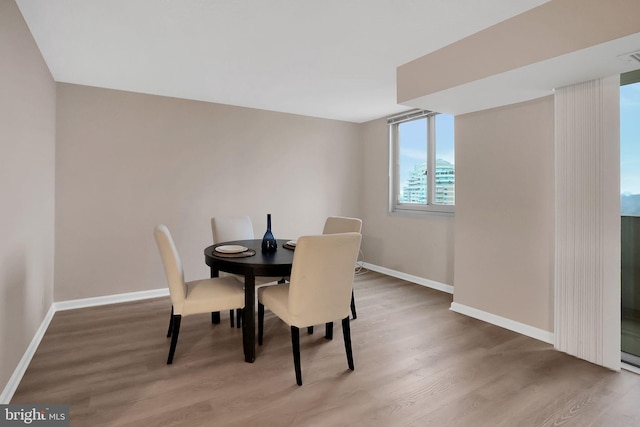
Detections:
[388, 109, 455, 215]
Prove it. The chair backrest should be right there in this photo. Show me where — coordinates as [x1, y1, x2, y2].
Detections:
[211, 216, 254, 243]
[322, 216, 362, 234]
[154, 225, 187, 307]
[288, 233, 362, 327]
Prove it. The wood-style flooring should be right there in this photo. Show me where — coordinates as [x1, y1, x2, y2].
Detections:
[11, 272, 640, 426]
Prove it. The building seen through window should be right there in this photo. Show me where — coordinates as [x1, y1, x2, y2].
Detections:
[399, 159, 455, 205]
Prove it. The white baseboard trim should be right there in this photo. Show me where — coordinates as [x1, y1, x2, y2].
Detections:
[54, 288, 169, 311]
[622, 362, 640, 375]
[450, 302, 554, 344]
[360, 263, 552, 345]
[1, 287, 169, 403]
[1, 304, 56, 404]
[361, 264, 555, 345]
[361, 262, 454, 294]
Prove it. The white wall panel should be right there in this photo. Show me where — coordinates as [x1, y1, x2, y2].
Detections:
[554, 76, 620, 370]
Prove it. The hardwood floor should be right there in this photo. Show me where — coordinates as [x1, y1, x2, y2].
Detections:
[11, 272, 640, 426]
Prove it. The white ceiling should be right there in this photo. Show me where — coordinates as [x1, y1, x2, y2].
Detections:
[15, 0, 549, 123]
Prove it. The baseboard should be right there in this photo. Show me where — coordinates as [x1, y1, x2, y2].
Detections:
[0, 304, 56, 404]
[1, 287, 169, 403]
[450, 302, 554, 344]
[54, 288, 169, 311]
[361, 262, 454, 294]
[621, 362, 640, 375]
[360, 263, 551, 344]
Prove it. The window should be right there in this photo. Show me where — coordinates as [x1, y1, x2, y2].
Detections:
[389, 109, 455, 214]
[621, 70, 640, 216]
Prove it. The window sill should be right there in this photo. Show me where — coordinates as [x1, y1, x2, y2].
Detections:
[389, 207, 455, 218]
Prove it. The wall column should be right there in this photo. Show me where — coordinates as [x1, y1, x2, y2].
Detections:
[554, 76, 620, 370]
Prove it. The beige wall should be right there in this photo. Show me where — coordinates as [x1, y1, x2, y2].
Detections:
[0, 0, 56, 396]
[55, 84, 362, 301]
[454, 96, 555, 331]
[359, 117, 454, 285]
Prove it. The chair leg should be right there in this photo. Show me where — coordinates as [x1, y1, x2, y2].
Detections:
[230, 309, 234, 328]
[307, 326, 314, 334]
[325, 322, 333, 340]
[211, 312, 220, 324]
[167, 306, 174, 338]
[291, 326, 302, 386]
[342, 317, 354, 371]
[350, 290, 357, 320]
[167, 314, 182, 364]
[237, 308, 242, 328]
[258, 303, 264, 345]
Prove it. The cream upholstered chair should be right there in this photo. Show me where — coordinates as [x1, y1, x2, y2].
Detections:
[323, 216, 362, 320]
[257, 232, 362, 385]
[211, 215, 255, 246]
[211, 216, 282, 328]
[323, 216, 363, 235]
[154, 224, 244, 364]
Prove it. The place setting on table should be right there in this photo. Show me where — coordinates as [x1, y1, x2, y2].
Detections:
[211, 239, 296, 257]
[212, 244, 256, 257]
[282, 240, 296, 250]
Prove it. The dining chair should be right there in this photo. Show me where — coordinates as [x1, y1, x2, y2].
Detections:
[257, 232, 362, 385]
[305, 216, 362, 335]
[154, 224, 245, 364]
[211, 216, 282, 328]
[323, 216, 362, 320]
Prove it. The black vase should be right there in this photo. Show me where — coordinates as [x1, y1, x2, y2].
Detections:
[261, 214, 277, 253]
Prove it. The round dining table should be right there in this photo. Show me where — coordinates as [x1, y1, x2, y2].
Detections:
[204, 239, 294, 363]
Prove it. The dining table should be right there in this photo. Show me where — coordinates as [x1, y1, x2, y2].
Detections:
[204, 239, 295, 363]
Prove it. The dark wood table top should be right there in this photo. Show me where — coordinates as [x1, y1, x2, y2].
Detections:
[204, 239, 295, 277]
